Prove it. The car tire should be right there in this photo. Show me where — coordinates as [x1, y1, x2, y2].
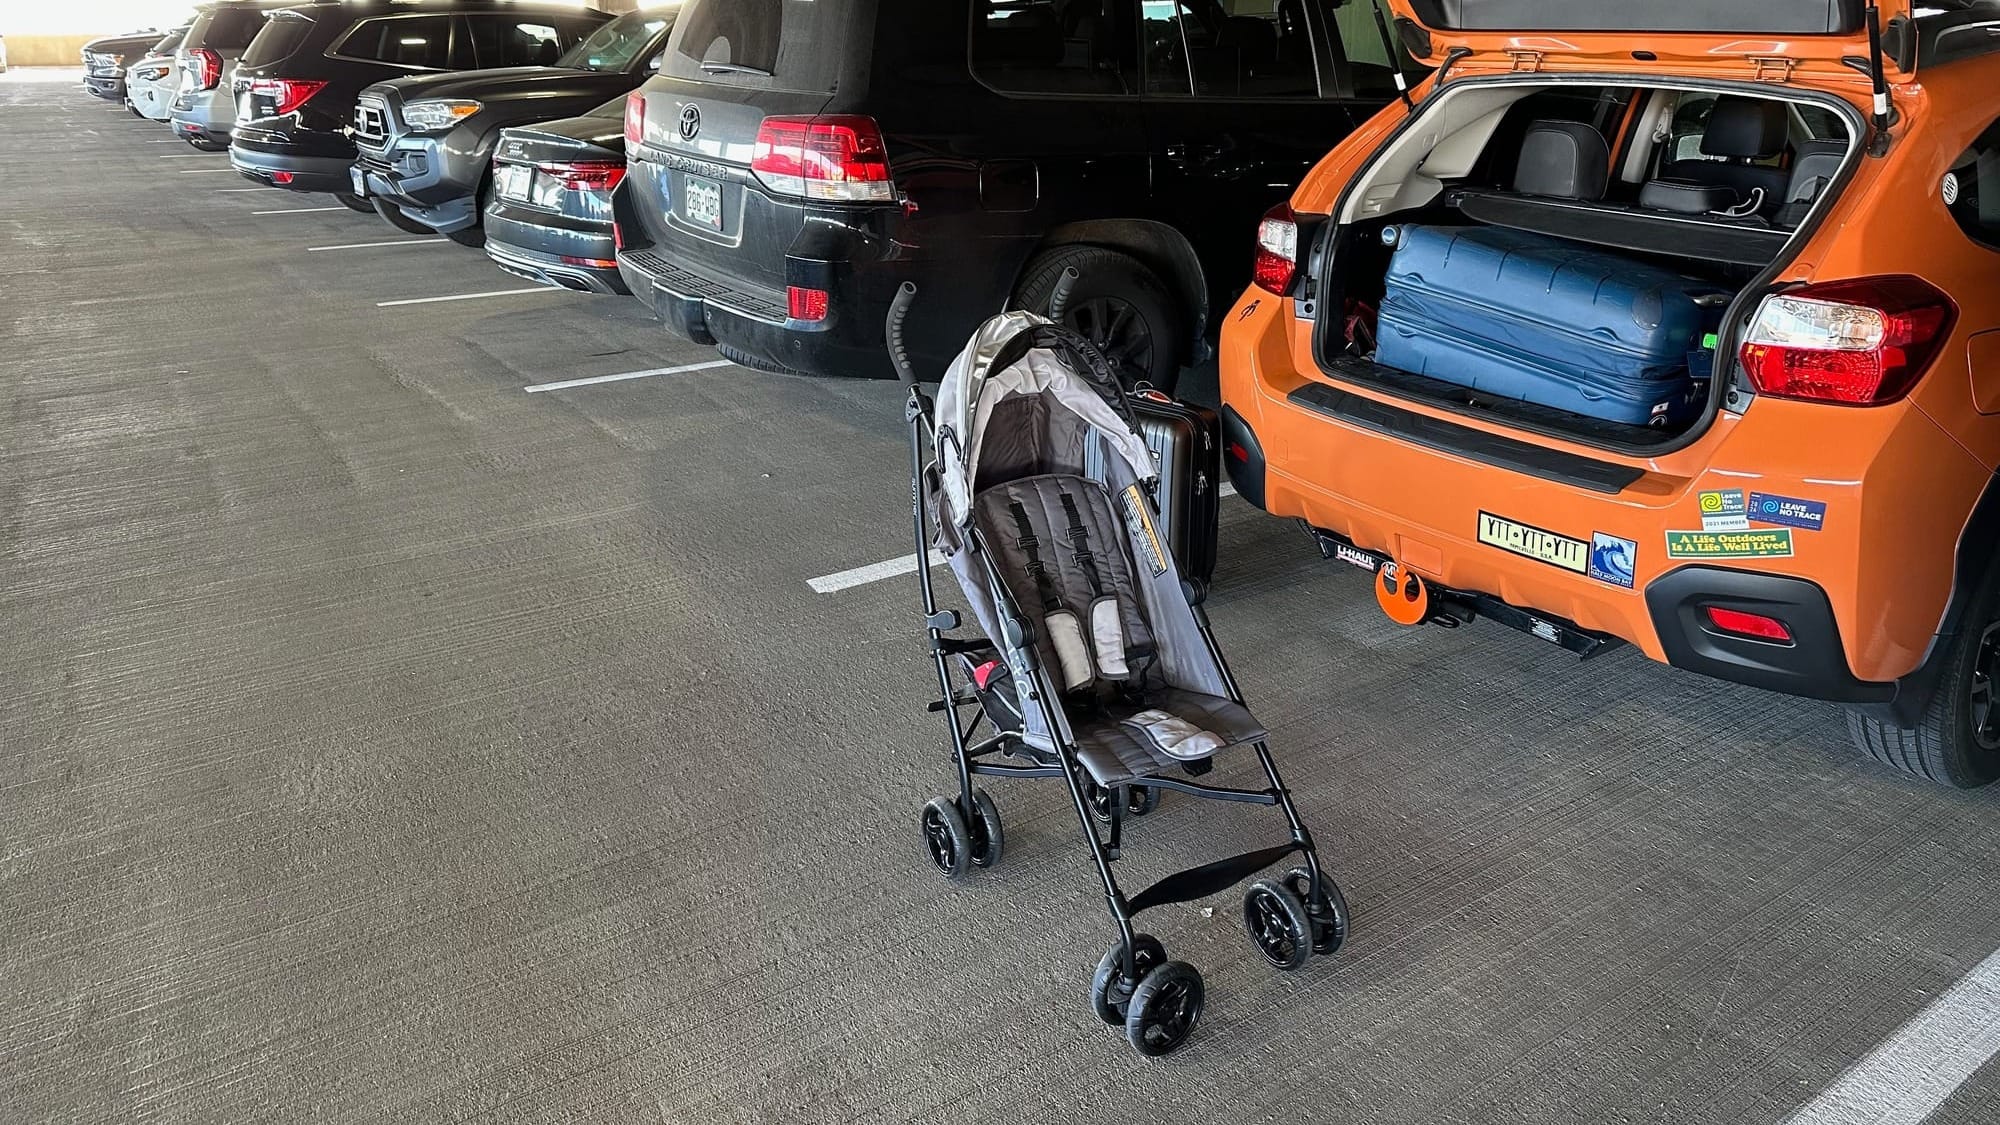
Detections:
[1847, 564, 2000, 788]
[1013, 245, 1187, 393]
[335, 192, 373, 214]
[445, 226, 485, 248]
[373, 199, 436, 235]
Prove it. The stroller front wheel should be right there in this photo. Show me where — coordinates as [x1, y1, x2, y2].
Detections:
[1282, 866, 1351, 956]
[1089, 933, 1167, 1025]
[1125, 961, 1205, 1056]
[920, 797, 972, 878]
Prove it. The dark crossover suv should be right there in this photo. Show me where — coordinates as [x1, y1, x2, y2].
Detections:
[351, 8, 668, 246]
[613, 0, 1404, 385]
[484, 97, 631, 292]
[82, 31, 175, 101]
[228, 0, 604, 208]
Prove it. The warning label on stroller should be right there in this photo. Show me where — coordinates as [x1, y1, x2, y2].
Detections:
[1120, 484, 1170, 577]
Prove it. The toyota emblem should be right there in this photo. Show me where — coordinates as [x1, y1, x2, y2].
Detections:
[678, 103, 702, 142]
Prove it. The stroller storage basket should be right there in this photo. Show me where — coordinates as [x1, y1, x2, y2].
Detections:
[888, 282, 1349, 1056]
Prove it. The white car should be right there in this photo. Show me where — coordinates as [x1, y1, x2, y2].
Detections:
[126, 29, 187, 121]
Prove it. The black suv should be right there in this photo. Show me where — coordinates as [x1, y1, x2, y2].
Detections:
[228, 0, 605, 207]
[350, 8, 670, 246]
[613, 0, 1405, 386]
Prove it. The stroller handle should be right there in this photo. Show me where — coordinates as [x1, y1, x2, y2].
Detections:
[887, 281, 919, 389]
[1048, 266, 1081, 320]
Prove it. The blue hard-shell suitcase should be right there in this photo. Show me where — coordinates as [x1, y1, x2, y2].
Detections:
[1373, 225, 1729, 427]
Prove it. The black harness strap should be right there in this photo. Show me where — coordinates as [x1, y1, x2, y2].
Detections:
[1007, 500, 1064, 613]
[1059, 491, 1107, 598]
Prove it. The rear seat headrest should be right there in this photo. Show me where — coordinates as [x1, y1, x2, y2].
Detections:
[1702, 96, 1789, 160]
[1514, 120, 1609, 202]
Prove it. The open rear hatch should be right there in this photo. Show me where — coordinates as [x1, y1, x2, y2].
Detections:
[1389, 0, 1908, 85]
[1295, 72, 1867, 456]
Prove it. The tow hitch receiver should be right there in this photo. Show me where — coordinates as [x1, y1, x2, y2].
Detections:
[1303, 524, 1622, 659]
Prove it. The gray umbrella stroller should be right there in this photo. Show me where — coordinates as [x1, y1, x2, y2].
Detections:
[885, 277, 1349, 1056]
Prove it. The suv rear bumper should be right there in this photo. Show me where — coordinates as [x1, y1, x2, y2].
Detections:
[1218, 294, 1991, 703]
[229, 141, 353, 194]
[1645, 567, 1894, 704]
[616, 245, 893, 378]
[84, 74, 125, 99]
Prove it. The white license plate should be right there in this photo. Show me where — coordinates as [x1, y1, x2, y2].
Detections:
[495, 163, 531, 202]
[350, 165, 366, 196]
[682, 176, 722, 230]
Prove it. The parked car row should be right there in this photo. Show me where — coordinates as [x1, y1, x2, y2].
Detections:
[97, 0, 1410, 389]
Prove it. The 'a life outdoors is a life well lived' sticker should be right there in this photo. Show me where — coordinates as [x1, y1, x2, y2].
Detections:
[1664, 528, 1795, 559]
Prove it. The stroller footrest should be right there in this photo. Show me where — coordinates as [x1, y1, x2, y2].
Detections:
[1125, 842, 1301, 916]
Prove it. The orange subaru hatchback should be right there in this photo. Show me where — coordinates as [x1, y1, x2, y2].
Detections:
[1220, 0, 2000, 786]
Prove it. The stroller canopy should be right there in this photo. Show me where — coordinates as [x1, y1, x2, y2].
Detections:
[934, 311, 1158, 529]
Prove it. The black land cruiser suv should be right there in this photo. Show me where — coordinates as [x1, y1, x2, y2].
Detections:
[350, 8, 672, 246]
[228, 0, 606, 207]
[614, 0, 1407, 386]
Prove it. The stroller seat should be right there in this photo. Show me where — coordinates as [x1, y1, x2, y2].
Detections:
[971, 471, 1267, 786]
[1072, 688, 1267, 787]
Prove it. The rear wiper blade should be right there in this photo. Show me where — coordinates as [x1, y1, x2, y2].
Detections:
[699, 62, 773, 76]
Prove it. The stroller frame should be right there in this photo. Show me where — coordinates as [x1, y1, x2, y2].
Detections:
[888, 279, 1348, 1056]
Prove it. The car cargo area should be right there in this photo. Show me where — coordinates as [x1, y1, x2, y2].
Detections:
[1313, 81, 1858, 449]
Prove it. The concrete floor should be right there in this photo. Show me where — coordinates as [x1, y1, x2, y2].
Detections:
[5, 70, 2000, 1125]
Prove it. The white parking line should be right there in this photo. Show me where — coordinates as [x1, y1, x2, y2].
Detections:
[252, 206, 348, 215]
[307, 238, 445, 253]
[522, 359, 734, 393]
[375, 287, 557, 308]
[1783, 947, 2000, 1125]
[808, 550, 946, 594]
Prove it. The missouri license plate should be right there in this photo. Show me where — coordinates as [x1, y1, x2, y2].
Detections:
[1477, 512, 1588, 574]
[682, 175, 722, 229]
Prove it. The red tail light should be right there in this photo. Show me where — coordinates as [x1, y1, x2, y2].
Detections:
[191, 48, 222, 91]
[537, 162, 626, 192]
[1252, 202, 1299, 296]
[751, 116, 894, 203]
[1702, 606, 1795, 644]
[624, 92, 644, 147]
[1737, 276, 1956, 405]
[248, 77, 325, 116]
[612, 221, 625, 251]
[787, 285, 830, 322]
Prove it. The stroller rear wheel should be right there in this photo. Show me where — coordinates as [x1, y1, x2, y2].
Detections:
[1282, 866, 1351, 956]
[1126, 961, 1205, 1056]
[1089, 933, 1166, 1025]
[1243, 880, 1313, 970]
[920, 797, 972, 878]
[1084, 780, 1159, 824]
[969, 789, 1004, 869]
